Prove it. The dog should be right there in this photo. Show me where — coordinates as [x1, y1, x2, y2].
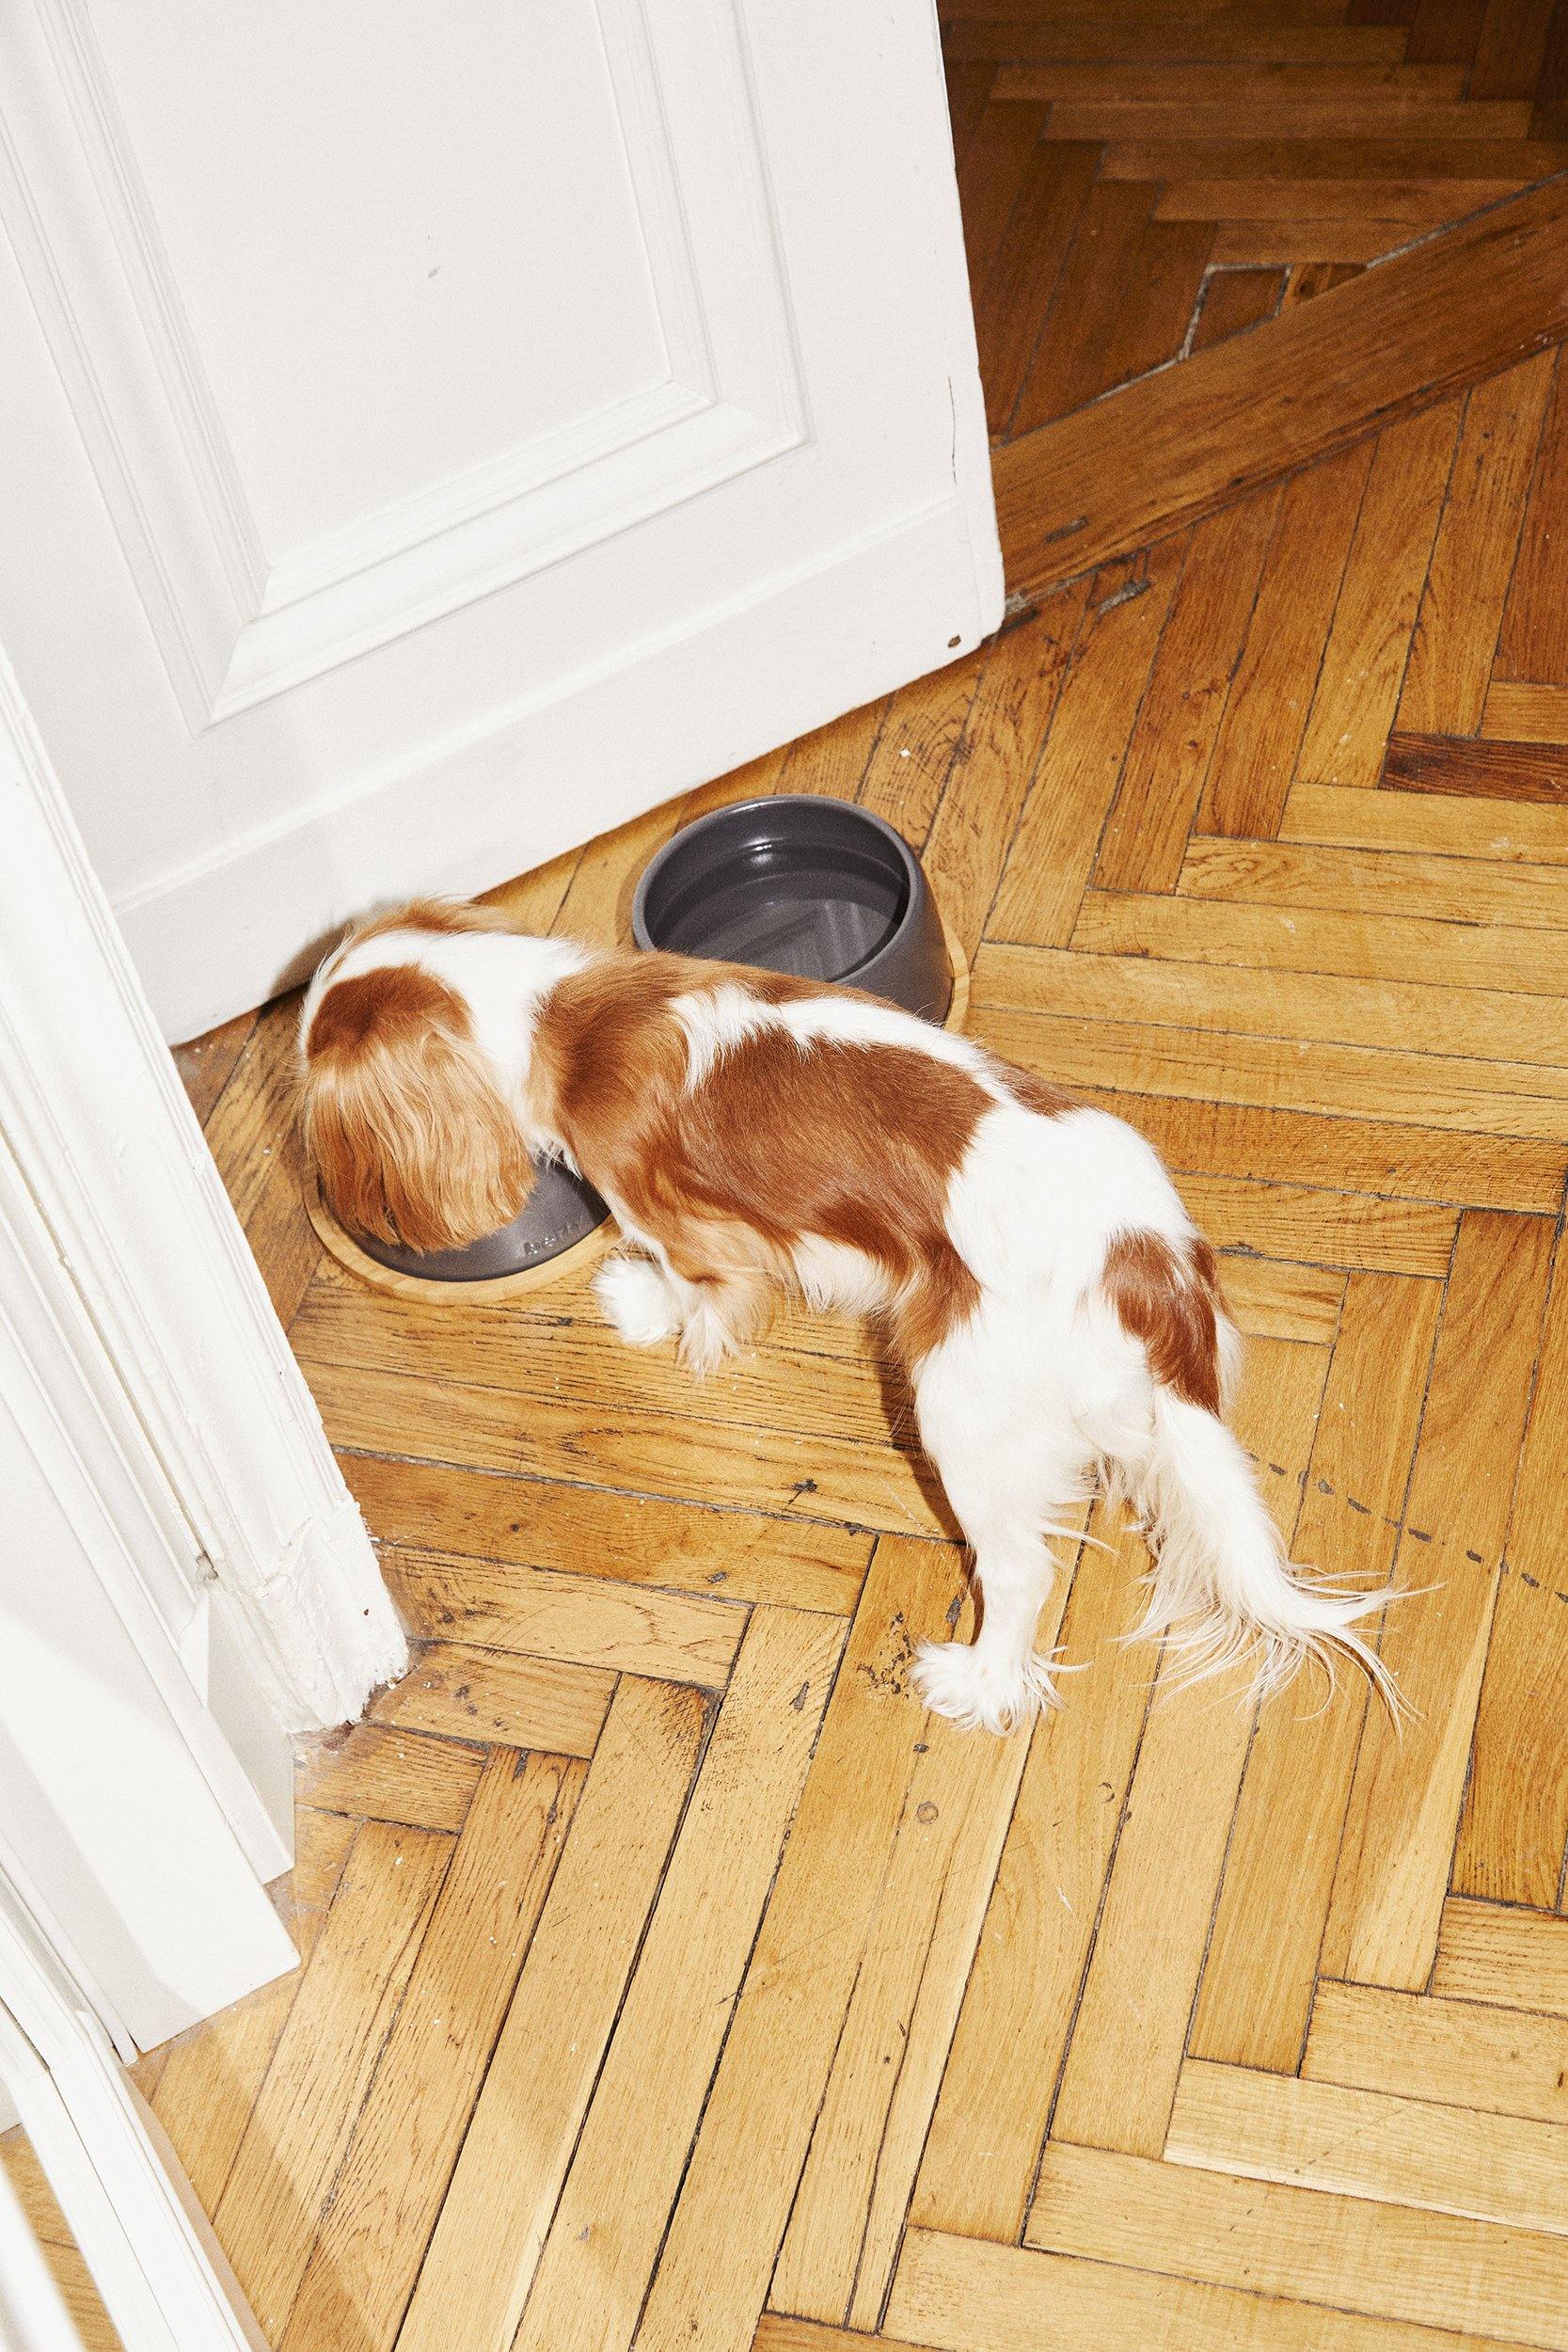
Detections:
[299, 897, 1396, 1732]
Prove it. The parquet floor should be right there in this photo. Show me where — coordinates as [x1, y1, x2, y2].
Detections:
[953, 0, 1568, 442]
[13, 8, 1568, 2347]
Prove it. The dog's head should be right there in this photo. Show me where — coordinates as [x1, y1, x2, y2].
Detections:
[298, 905, 535, 1252]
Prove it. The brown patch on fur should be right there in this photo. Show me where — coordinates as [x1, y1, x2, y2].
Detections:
[1102, 1230, 1224, 1414]
[302, 963, 533, 1251]
[1005, 1065, 1079, 1118]
[531, 952, 989, 1364]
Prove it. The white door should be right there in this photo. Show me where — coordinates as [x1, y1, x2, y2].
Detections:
[0, 0, 999, 1040]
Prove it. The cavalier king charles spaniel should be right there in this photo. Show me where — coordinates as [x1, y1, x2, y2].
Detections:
[299, 897, 1395, 1732]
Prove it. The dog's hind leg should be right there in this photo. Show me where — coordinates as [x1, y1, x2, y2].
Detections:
[907, 1304, 1094, 1733]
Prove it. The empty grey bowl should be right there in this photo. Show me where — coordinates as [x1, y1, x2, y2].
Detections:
[353, 1155, 608, 1283]
[633, 794, 952, 1021]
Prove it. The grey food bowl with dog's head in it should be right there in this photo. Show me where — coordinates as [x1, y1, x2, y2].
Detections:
[633, 794, 952, 1022]
[351, 1152, 609, 1283]
[347, 796, 951, 1285]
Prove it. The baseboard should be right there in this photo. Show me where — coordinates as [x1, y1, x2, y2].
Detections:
[120, 494, 1002, 1041]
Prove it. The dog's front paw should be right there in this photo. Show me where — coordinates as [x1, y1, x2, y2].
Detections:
[911, 1641, 1062, 1735]
[594, 1254, 681, 1348]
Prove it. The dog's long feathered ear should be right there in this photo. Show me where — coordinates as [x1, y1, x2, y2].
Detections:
[301, 966, 533, 1251]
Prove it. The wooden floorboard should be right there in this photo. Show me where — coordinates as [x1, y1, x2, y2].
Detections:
[16, 11, 1568, 2343]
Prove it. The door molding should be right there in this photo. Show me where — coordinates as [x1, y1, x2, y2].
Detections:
[0, 1871, 268, 2352]
[0, 641, 406, 1732]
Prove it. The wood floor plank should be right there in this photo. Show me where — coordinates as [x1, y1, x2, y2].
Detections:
[954, 98, 1051, 295]
[1397, 353, 1556, 735]
[974, 936, 1568, 1072]
[1097, 135, 1568, 180]
[1169, 2056, 1568, 2238]
[908, 1510, 1162, 2243]
[777, 696, 890, 807]
[539, 799, 681, 952]
[1433, 1896, 1568, 2011]
[382, 1548, 746, 1686]
[1191, 1175, 1457, 1276]
[310, 1359, 948, 1536]
[1198, 441, 1372, 839]
[1293, 400, 1460, 790]
[1043, 1057, 1568, 1214]
[921, 581, 1092, 958]
[1190, 1271, 1440, 2071]
[1012, 187, 1212, 433]
[293, 1722, 484, 1832]
[1286, 775, 1568, 861]
[393, 1678, 705, 2352]
[1471, 0, 1556, 95]
[515, 1608, 847, 2352]
[1093, 488, 1280, 893]
[1322, 1211, 1556, 1990]
[368, 1641, 613, 1754]
[1156, 175, 1517, 221]
[1033, 97, 1532, 139]
[856, 652, 985, 849]
[994, 60, 1471, 101]
[175, 1004, 257, 1127]
[211, 1822, 451, 2341]
[280, 1749, 582, 2352]
[989, 542, 1185, 946]
[1306, 1979, 1568, 2126]
[1215, 1255, 1346, 1343]
[1049, 1336, 1327, 2156]
[943, 18, 1412, 62]
[975, 1000, 1568, 1145]
[993, 179, 1568, 602]
[147, 1811, 355, 2215]
[1077, 878, 1568, 1002]
[1190, 265, 1285, 351]
[338, 1451, 872, 1616]
[634, 1546, 981, 2352]
[293, 1257, 900, 1448]
[887, 2227, 1528, 2352]
[1023, 2139, 1568, 2348]
[1452, 1235, 1568, 1906]
[1482, 681, 1568, 740]
[1209, 217, 1415, 264]
[200, 996, 322, 1328]
[772, 1538, 1039, 2332]
[1497, 304, 1568, 684]
[1385, 730, 1568, 803]
[1181, 831, 1568, 930]
[143, 1975, 303, 2225]
[972, 138, 1100, 436]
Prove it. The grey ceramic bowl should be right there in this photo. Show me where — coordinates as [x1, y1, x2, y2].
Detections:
[354, 1155, 608, 1283]
[633, 794, 952, 1021]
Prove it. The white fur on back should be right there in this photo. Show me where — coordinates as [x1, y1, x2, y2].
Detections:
[669, 974, 1010, 1100]
[669, 982, 772, 1089]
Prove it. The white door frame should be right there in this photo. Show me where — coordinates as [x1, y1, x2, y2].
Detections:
[0, 640, 405, 1739]
[0, 1869, 266, 2352]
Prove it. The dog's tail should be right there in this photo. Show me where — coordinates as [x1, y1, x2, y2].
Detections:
[1101, 1227, 1398, 1709]
[1135, 1386, 1400, 1710]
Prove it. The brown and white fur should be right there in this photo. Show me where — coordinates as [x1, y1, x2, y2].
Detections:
[300, 898, 1397, 1732]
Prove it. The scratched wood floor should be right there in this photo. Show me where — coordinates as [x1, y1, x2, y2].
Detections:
[14, 6, 1568, 2347]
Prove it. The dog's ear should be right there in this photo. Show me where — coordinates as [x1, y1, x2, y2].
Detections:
[301, 967, 533, 1251]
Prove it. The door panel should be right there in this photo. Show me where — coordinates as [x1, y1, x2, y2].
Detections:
[0, 0, 997, 1038]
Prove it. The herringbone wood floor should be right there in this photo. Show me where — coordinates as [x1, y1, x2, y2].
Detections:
[13, 6, 1568, 2346]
